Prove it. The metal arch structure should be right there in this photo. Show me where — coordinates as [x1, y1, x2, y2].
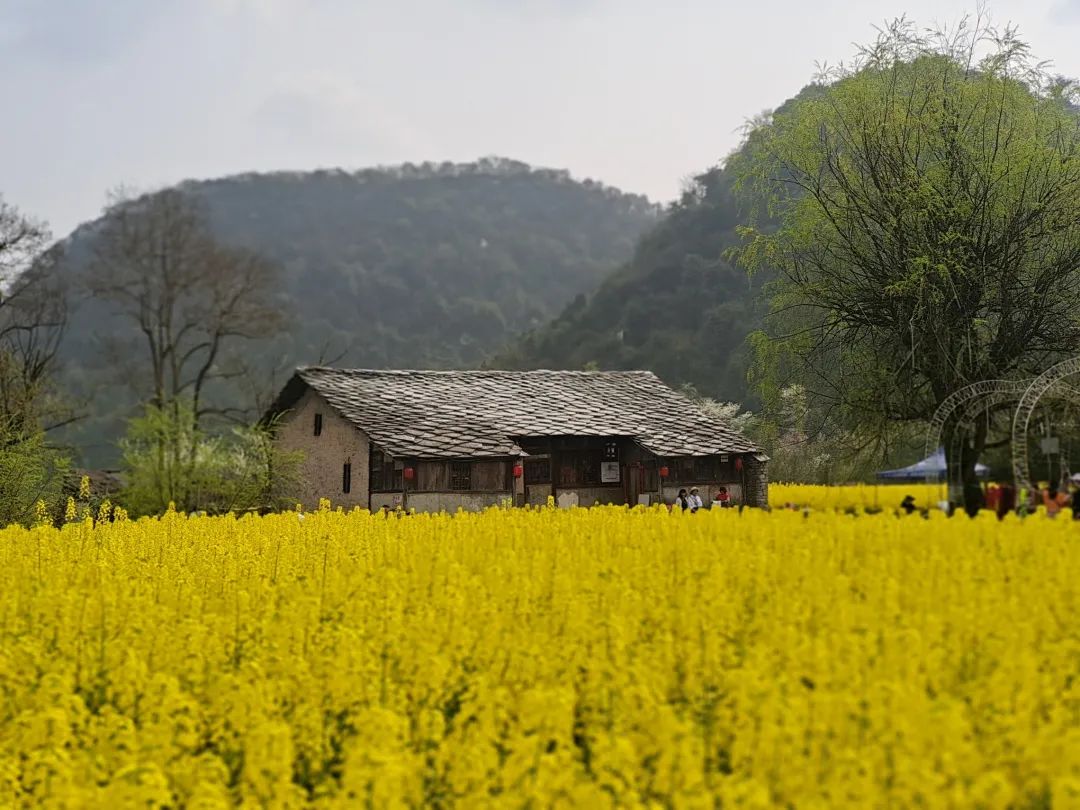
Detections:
[946, 384, 1080, 497]
[924, 380, 1027, 483]
[919, 361, 1080, 503]
[949, 384, 1080, 463]
[1011, 357, 1080, 492]
[1012, 379, 1080, 490]
[946, 386, 1027, 493]
[924, 374, 1080, 500]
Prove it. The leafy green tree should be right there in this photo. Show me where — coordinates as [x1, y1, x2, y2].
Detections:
[0, 428, 68, 526]
[120, 401, 300, 517]
[736, 18, 1080, 512]
[678, 382, 755, 433]
[681, 381, 916, 484]
[746, 384, 922, 485]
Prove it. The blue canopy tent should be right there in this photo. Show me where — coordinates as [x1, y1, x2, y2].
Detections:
[876, 448, 990, 481]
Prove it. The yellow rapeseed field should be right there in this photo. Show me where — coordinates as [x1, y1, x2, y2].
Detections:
[770, 483, 947, 512]
[2, 502, 1079, 808]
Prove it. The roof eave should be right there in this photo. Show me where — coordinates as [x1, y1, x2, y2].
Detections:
[260, 372, 311, 428]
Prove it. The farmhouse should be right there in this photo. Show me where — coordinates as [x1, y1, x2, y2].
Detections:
[267, 368, 768, 511]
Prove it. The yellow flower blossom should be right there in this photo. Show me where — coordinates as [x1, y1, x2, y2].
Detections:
[0, 500, 1075, 806]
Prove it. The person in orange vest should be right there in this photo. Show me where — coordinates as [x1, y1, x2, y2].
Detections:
[1043, 482, 1069, 517]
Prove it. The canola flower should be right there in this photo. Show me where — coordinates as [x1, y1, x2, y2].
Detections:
[771, 482, 947, 512]
[1, 503, 1078, 808]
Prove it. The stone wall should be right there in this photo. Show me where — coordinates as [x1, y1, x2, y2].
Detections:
[374, 491, 512, 513]
[558, 486, 625, 507]
[743, 456, 769, 508]
[275, 389, 370, 509]
[525, 483, 552, 507]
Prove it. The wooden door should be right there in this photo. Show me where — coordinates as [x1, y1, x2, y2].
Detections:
[626, 464, 643, 506]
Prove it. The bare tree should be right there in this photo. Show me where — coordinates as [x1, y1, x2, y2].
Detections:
[0, 196, 50, 285]
[88, 189, 283, 424]
[0, 196, 71, 523]
[87, 189, 284, 508]
[0, 197, 70, 437]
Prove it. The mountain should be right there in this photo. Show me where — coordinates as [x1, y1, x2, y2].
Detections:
[493, 159, 770, 405]
[490, 87, 829, 406]
[53, 157, 660, 465]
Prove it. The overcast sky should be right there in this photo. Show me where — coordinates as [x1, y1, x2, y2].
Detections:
[4, 0, 1080, 238]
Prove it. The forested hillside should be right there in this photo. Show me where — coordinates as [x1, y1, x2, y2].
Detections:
[494, 92, 820, 405]
[54, 158, 658, 464]
[494, 160, 769, 405]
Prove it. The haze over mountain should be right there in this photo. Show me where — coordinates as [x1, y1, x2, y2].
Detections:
[55, 158, 659, 465]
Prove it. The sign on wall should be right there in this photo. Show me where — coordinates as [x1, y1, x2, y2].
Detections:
[600, 461, 621, 483]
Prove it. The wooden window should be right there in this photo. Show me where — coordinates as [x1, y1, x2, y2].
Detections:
[675, 456, 718, 481]
[369, 451, 402, 492]
[642, 461, 659, 492]
[524, 458, 550, 484]
[582, 454, 601, 484]
[471, 461, 506, 491]
[417, 461, 449, 491]
[449, 462, 471, 491]
[313, 413, 323, 436]
[342, 461, 352, 494]
[604, 441, 619, 460]
[557, 450, 602, 486]
[413, 461, 503, 491]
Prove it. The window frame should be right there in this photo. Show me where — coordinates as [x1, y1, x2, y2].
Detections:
[449, 461, 472, 491]
[557, 449, 604, 487]
[342, 461, 352, 494]
[369, 450, 403, 492]
[672, 456, 723, 482]
[524, 457, 551, 485]
[313, 413, 323, 437]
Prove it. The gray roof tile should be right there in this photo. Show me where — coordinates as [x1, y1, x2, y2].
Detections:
[286, 368, 760, 458]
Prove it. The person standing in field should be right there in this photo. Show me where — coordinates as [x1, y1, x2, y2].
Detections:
[1043, 483, 1069, 518]
[996, 484, 1016, 519]
[675, 488, 690, 511]
[687, 487, 703, 512]
[713, 487, 732, 508]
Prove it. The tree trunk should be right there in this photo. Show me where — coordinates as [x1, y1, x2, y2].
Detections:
[944, 421, 986, 517]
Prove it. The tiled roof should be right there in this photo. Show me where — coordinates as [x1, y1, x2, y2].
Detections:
[279, 367, 760, 458]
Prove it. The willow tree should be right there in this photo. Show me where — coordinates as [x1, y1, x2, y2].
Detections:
[736, 19, 1080, 512]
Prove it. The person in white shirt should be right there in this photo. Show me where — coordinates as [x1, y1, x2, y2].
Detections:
[687, 487, 704, 512]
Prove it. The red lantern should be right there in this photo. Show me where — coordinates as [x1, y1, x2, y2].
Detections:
[659, 465, 670, 479]
[512, 463, 523, 478]
[403, 466, 415, 481]
[734, 457, 744, 472]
